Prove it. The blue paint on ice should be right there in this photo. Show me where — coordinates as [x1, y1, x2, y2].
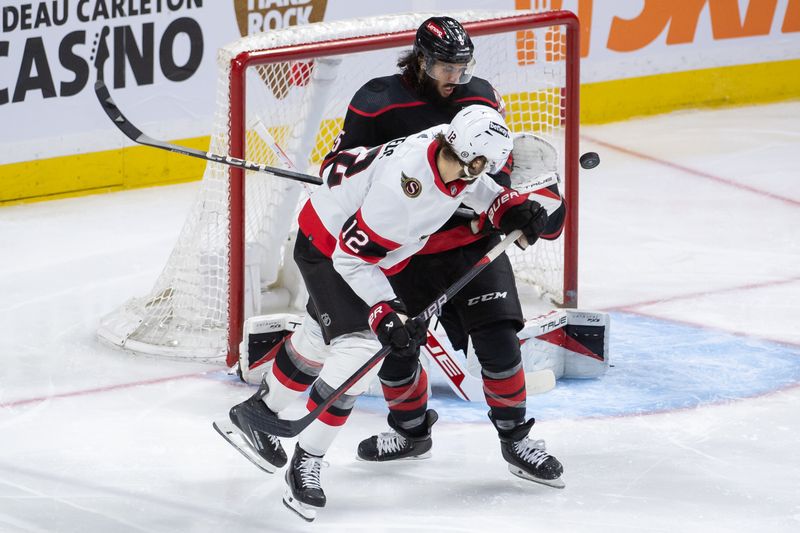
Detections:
[355, 312, 800, 421]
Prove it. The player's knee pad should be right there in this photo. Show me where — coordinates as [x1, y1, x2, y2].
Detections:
[377, 352, 420, 383]
[289, 314, 330, 365]
[437, 306, 469, 353]
[318, 330, 382, 395]
[470, 320, 523, 375]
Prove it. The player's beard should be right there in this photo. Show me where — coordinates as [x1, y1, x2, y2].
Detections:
[419, 75, 459, 108]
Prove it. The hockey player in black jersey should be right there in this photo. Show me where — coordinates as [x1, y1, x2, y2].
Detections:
[329, 17, 566, 488]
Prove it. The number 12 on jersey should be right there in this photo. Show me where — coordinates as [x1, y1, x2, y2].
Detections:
[342, 217, 370, 254]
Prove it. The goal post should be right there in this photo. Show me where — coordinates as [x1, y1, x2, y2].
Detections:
[97, 9, 580, 366]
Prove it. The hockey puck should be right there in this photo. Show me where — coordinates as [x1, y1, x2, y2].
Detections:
[579, 151, 600, 169]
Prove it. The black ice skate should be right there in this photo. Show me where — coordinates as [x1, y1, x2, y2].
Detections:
[212, 380, 287, 474]
[283, 444, 329, 522]
[357, 410, 438, 461]
[499, 418, 565, 489]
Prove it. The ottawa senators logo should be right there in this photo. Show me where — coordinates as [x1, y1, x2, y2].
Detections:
[401, 173, 422, 198]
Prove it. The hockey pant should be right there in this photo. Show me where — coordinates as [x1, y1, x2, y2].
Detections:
[265, 314, 381, 456]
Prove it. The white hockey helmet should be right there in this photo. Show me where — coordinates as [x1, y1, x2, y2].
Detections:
[445, 105, 513, 177]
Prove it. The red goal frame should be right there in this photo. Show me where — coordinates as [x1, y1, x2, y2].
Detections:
[225, 11, 581, 366]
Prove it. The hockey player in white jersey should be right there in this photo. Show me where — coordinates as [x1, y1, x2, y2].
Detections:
[217, 105, 550, 521]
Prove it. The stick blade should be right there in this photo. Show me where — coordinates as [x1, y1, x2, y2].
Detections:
[242, 405, 305, 438]
[93, 80, 145, 142]
[258, 416, 302, 438]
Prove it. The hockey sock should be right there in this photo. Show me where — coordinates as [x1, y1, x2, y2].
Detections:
[469, 321, 527, 428]
[299, 380, 358, 456]
[482, 361, 527, 431]
[266, 337, 322, 413]
[380, 363, 429, 437]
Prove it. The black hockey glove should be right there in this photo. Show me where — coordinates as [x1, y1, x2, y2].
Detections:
[368, 299, 427, 359]
[488, 189, 548, 247]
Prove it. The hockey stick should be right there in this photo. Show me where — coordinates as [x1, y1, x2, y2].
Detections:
[251, 117, 299, 175]
[95, 82, 566, 207]
[93, 80, 323, 187]
[247, 229, 523, 438]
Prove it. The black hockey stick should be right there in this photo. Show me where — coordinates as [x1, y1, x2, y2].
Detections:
[95, 81, 491, 222]
[93, 80, 324, 186]
[248, 229, 523, 438]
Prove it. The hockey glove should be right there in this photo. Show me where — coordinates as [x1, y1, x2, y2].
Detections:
[488, 189, 548, 248]
[368, 299, 427, 359]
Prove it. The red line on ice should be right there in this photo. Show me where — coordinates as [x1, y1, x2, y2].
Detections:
[0, 371, 217, 408]
[581, 134, 800, 208]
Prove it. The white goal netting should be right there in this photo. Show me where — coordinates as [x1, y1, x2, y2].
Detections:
[97, 9, 578, 364]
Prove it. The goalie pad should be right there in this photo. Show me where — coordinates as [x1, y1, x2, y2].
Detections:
[509, 132, 560, 196]
[517, 309, 610, 379]
[508, 132, 564, 226]
[237, 313, 302, 384]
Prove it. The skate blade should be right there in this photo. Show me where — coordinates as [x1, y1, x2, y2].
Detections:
[508, 465, 566, 489]
[356, 450, 432, 462]
[283, 487, 320, 522]
[212, 420, 277, 474]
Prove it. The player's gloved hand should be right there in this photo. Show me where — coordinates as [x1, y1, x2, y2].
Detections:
[488, 189, 548, 248]
[368, 299, 427, 359]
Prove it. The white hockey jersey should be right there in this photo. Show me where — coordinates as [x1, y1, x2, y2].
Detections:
[297, 125, 507, 307]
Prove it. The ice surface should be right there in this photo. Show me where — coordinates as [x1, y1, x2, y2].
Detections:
[1, 103, 799, 532]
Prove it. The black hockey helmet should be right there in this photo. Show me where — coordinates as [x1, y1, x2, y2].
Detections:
[413, 16, 474, 64]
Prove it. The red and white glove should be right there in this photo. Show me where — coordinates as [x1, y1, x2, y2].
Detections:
[488, 188, 548, 248]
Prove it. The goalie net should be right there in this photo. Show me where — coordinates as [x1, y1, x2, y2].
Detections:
[97, 9, 580, 366]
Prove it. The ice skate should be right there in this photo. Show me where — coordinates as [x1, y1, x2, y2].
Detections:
[213, 380, 287, 473]
[357, 410, 438, 461]
[499, 418, 564, 489]
[283, 444, 329, 522]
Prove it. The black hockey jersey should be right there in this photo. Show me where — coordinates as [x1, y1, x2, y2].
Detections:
[329, 74, 507, 157]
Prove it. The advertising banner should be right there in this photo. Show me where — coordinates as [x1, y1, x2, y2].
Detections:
[1, 0, 798, 201]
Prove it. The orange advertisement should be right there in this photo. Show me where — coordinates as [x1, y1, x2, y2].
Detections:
[517, 0, 799, 73]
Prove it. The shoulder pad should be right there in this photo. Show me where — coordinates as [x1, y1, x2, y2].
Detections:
[454, 77, 500, 108]
[349, 74, 422, 116]
[365, 78, 389, 92]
